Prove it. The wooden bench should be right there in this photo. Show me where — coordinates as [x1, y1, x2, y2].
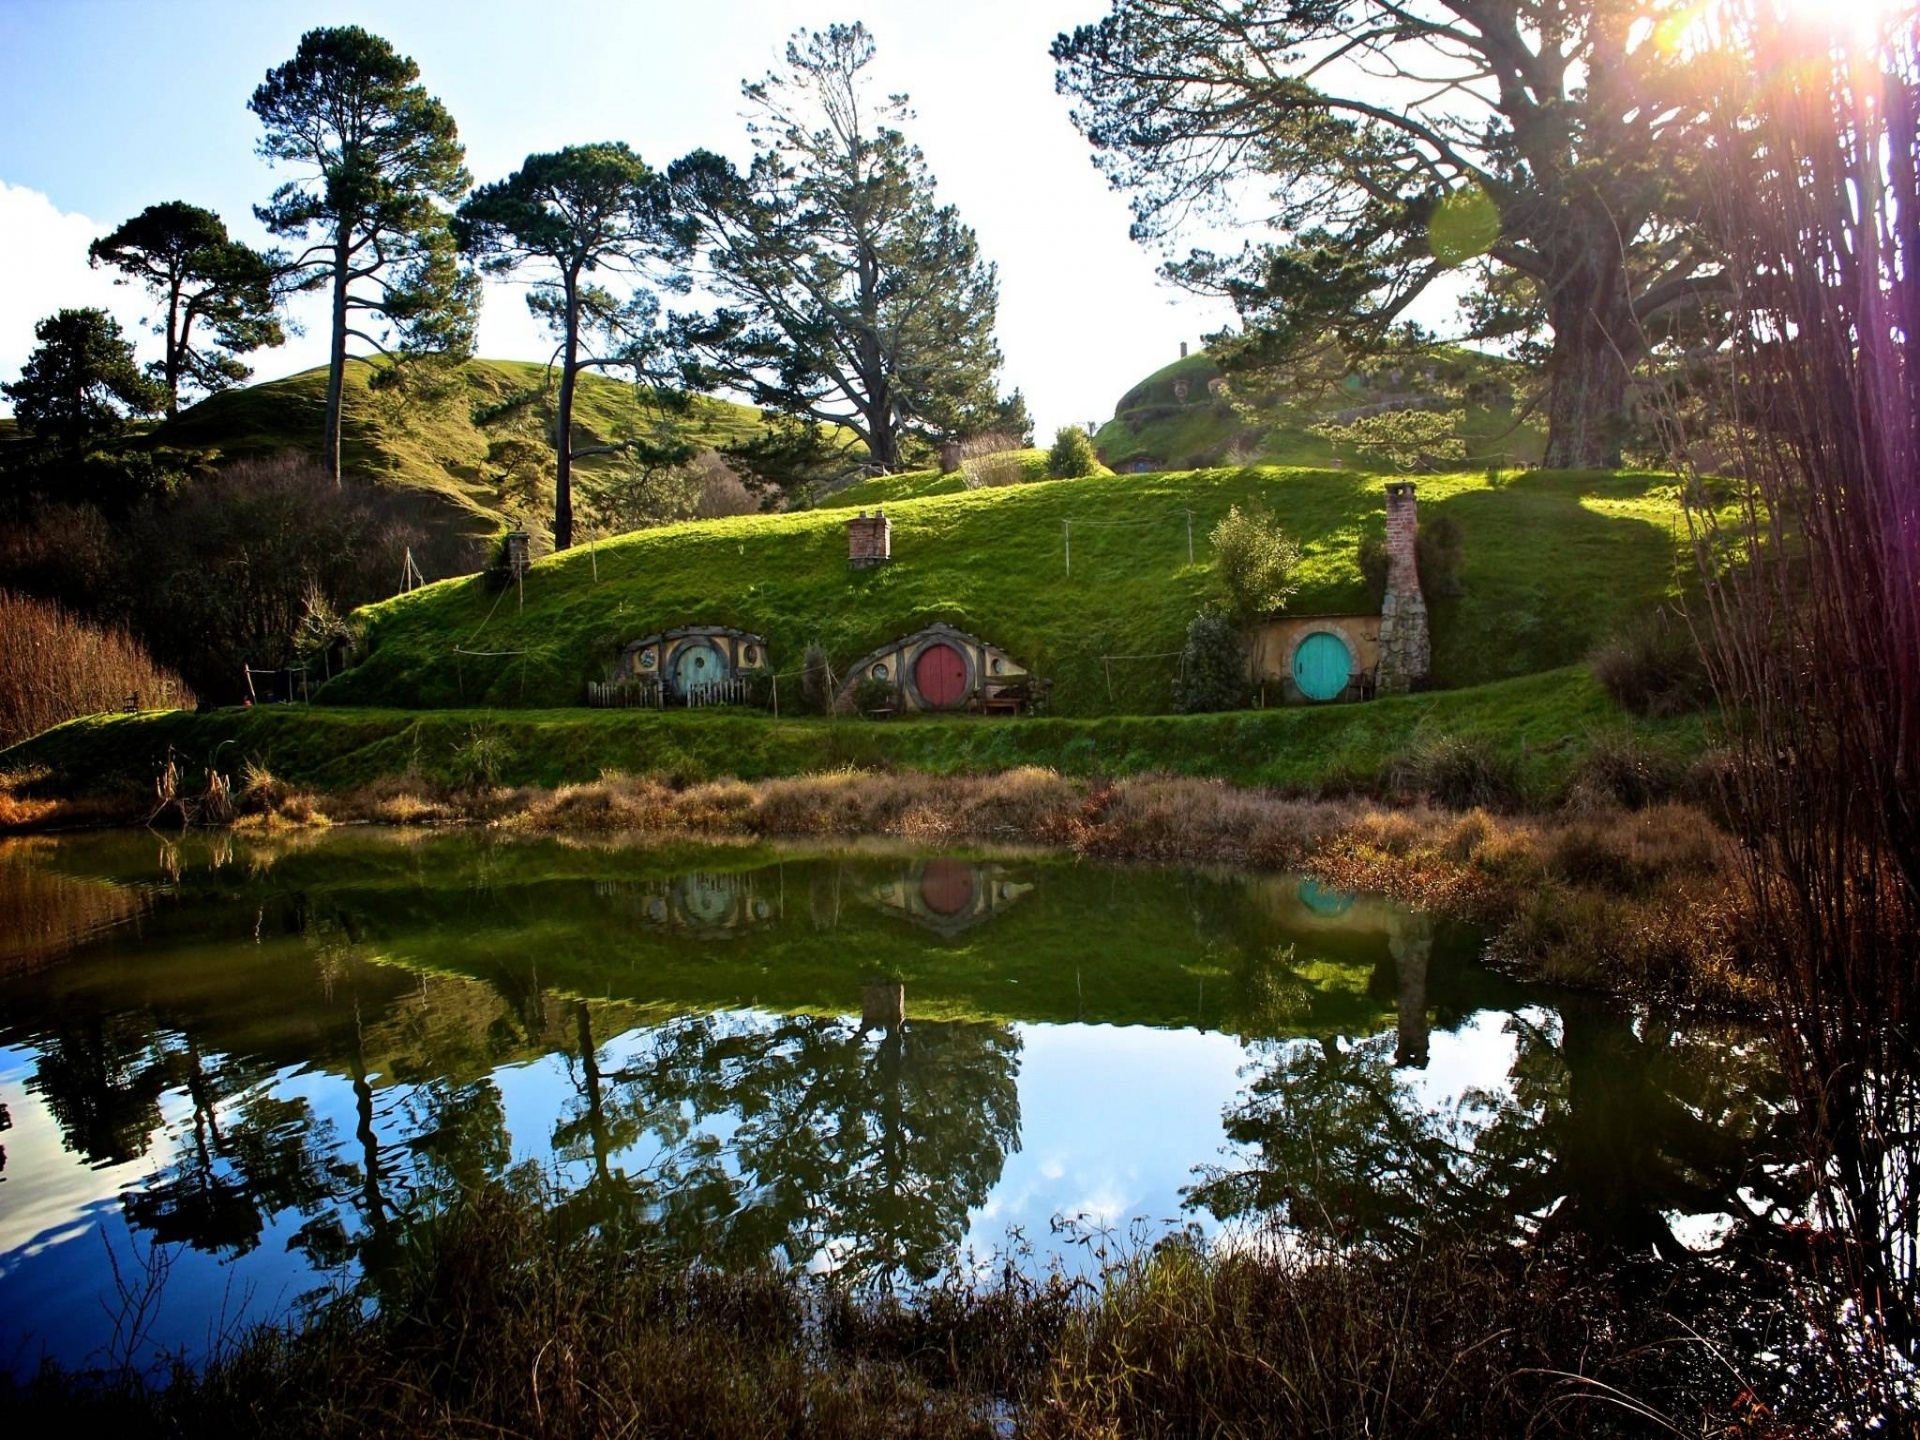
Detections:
[976, 677, 1051, 717]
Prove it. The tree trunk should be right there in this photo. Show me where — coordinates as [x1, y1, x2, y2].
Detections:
[1542, 208, 1640, 470]
[164, 276, 184, 420]
[322, 233, 352, 486]
[554, 281, 579, 552]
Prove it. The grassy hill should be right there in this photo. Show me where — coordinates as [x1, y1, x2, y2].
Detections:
[151, 358, 780, 551]
[321, 464, 1694, 717]
[1094, 347, 1545, 474]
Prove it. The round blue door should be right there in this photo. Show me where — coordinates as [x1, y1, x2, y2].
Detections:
[1293, 632, 1353, 702]
[673, 641, 723, 692]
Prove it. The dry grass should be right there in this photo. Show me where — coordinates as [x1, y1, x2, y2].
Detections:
[0, 590, 195, 748]
[0, 1181, 1821, 1438]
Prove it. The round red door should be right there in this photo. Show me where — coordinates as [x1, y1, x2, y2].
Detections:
[913, 642, 968, 708]
[919, 858, 975, 915]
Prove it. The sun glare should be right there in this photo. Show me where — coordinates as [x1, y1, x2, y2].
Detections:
[1641, 0, 1917, 57]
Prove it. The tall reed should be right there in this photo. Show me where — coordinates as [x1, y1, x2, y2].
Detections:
[1673, 3, 1920, 1397]
[0, 589, 195, 748]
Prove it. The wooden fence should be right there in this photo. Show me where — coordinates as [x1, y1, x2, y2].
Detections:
[586, 675, 761, 709]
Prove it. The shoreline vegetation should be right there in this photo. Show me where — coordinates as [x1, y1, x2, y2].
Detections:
[4, 747, 1752, 1011]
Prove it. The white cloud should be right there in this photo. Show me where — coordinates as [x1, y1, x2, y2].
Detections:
[0, 180, 137, 409]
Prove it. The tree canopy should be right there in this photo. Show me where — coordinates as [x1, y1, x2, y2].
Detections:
[670, 23, 1009, 475]
[458, 143, 687, 550]
[1053, 0, 1730, 467]
[250, 25, 477, 483]
[2, 308, 165, 452]
[87, 201, 287, 418]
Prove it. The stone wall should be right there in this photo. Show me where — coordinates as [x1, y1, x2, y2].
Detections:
[1375, 482, 1431, 694]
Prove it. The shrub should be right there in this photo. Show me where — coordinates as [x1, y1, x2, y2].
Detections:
[849, 676, 896, 717]
[1308, 407, 1468, 470]
[1047, 426, 1100, 478]
[1174, 613, 1249, 713]
[1588, 608, 1709, 717]
[0, 589, 195, 748]
[1389, 734, 1520, 810]
[799, 641, 834, 715]
[1209, 504, 1301, 619]
[1566, 731, 1687, 811]
[1357, 513, 1466, 602]
[450, 723, 514, 790]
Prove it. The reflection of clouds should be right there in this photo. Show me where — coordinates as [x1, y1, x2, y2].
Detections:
[0, 1070, 171, 1263]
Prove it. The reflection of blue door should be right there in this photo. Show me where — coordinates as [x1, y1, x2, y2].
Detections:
[1293, 632, 1353, 702]
[673, 641, 723, 693]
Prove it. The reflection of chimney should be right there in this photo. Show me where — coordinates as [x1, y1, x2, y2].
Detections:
[848, 509, 891, 569]
[1390, 910, 1432, 1069]
[1375, 482, 1430, 695]
[861, 979, 906, 1032]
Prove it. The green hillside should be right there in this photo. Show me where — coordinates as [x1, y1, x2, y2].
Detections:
[322, 465, 1692, 717]
[1094, 347, 1545, 474]
[151, 358, 778, 549]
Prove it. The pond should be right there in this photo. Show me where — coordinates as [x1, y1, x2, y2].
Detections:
[0, 829, 1791, 1374]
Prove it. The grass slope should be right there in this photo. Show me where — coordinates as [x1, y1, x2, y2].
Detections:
[319, 465, 1693, 716]
[4, 667, 1705, 801]
[1094, 347, 1545, 473]
[156, 358, 778, 546]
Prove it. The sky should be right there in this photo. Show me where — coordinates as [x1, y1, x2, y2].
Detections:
[0, 0, 1243, 439]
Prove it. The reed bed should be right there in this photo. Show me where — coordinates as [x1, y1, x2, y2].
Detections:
[0, 590, 194, 749]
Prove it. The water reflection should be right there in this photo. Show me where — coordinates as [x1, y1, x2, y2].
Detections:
[0, 832, 1789, 1371]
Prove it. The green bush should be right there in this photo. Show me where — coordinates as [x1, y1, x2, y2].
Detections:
[1047, 425, 1100, 479]
[1174, 613, 1249, 713]
[1588, 609, 1709, 717]
[1389, 733, 1520, 809]
[1209, 504, 1301, 620]
[450, 722, 514, 789]
[849, 676, 896, 717]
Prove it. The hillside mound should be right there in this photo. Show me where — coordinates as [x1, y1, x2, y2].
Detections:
[1094, 347, 1545, 475]
[152, 358, 776, 552]
[323, 465, 1691, 718]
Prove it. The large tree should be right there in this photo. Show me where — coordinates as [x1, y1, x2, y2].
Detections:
[250, 25, 478, 484]
[670, 23, 1008, 474]
[87, 202, 287, 419]
[1052, 0, 1729, 468]
[3, 308, 165, 452]
[456, 143, 686, 551]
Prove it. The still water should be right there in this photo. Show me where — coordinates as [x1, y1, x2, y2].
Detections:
[0, 829, 1789, 1373]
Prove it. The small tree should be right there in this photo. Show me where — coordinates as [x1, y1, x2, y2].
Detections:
[1047, 425, 1100, 478]
[1210, 503, 1301, 619]
[1175, 612, 1248, 713]
[3, 308, 165, 451]
[88, 201, 287, 418]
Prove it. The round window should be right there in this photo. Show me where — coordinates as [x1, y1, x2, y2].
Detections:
[743, 645, 758, 664]
[638, 651, 657, 670]
[872, 662, 889, 681]
[990, 657, 1003, 675]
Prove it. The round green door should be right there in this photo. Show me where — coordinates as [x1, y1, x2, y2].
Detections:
[1293, 632, 1353, 702]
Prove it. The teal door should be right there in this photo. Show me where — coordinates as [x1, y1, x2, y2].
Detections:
[1293, 632, 1353, 702]
[673, 641, 723, 693]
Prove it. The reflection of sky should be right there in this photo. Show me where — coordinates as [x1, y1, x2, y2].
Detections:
[0, 1006, 1563, 1372]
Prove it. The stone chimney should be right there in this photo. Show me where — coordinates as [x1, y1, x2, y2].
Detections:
[1179, 341, 1188, 358]
[848, 509, 891, 568]
[1374, 482, 1430, 694]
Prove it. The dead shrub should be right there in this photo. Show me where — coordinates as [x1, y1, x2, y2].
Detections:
[1588, 608, 1710, 718]
[1566, 731, 1688, 811]
[1389, 734, 1520, 810]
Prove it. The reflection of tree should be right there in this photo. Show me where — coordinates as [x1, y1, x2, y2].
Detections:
[30, 1015, 176, 1166]
[557, 1005, 1023, 1286]
[1192, 1001, 1795, 1257]
[124, 1041, 341, 1255]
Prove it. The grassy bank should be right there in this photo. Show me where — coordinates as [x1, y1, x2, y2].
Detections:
[0, 1179, 1820, 1438]
[0, 667, 1708, 811]
[324, 466, 1697, 713]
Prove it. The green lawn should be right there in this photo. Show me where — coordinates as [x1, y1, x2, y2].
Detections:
[319, 464, 1695, 717]
[4, 666, 1706, 802]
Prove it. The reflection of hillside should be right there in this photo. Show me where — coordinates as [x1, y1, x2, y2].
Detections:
[865, 859, 1033, 938]
[0, 841, 151, 974]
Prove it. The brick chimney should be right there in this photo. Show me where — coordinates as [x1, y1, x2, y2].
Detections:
[848, 509, 891, 568]
[1375, 482, 1430, 694]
